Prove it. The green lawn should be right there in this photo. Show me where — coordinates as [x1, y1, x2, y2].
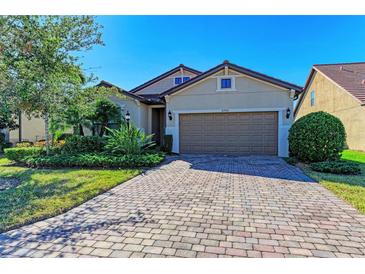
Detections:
[302, 150, 365, 214]
[0, 157, 140, 232]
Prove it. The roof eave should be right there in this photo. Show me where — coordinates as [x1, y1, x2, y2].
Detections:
[97, 80, 149, 103]
[129, 65, 201, 94]
[160, 62, 303, 98]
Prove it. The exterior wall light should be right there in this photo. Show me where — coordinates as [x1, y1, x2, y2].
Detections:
[125, 111, 131, 125]
[168, 110, 173, 121]
[286, 108, 291, 119]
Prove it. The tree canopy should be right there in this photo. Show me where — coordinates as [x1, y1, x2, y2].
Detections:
[0, 16, 104, 151]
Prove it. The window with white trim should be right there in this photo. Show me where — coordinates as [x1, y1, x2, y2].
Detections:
[216, 76, 236, 91]
[310, 90, 315, 106]
[174, 76, 190, 86]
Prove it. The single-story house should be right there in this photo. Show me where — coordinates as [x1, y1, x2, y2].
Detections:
[100, 61, 301, 156]
[8, 61, 302, 156]
[295, 62, 365, 151]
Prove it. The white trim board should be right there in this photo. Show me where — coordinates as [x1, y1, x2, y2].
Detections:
[173, 107, 286, 114]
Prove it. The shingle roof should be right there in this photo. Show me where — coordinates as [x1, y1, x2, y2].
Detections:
[129, 64, 201, 94]
[97, 80, 160, 104]
[313, 62, 365, 103]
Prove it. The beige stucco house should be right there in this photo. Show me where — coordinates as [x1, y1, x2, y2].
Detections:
[295, 62, 365, 151]
[8, 61, 302, 156]
[8, 114, 46, 144]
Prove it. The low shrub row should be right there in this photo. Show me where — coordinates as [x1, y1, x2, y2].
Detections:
[3, 123, 166, 168]
[4, 147, 43, 161]
[61, 135, 106, 154]
[21, 152, 165, 168]
[310, 161, 361, 175]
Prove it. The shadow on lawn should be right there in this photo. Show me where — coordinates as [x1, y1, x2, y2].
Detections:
[0, 168, 114, 234]
[309, 159, 365, 188]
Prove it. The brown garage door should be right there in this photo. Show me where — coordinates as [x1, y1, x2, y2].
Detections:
[179, 112, 278, 155]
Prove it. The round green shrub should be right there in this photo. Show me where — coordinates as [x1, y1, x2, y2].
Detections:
[289, 111, 346, 162]
[310, 161, 361, 175]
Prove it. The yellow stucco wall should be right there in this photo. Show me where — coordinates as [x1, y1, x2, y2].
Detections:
[295, 70, 365, 151]
[9, 113, 45, 143]
[166, 73, 294, 128]
[165, 69, 295, 156]
[109, 95, 150, 133]
[8, 94, 150, 144]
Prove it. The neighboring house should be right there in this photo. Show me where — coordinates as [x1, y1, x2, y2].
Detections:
[295, 62, 365, 151]
[8, 114, 46, 144]
[8, 61, 302, 156]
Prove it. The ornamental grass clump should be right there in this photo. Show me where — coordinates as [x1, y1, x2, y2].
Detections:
[105, 123, 155, 155]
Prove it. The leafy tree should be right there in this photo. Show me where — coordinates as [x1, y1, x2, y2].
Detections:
[0, 103, 18, 130]
[89, 98, 122, 137]
[58, 86, 119, 136]
[0, 16, 104, 153]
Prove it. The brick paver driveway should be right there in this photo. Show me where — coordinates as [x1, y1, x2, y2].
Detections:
[1, 155, 365, 258]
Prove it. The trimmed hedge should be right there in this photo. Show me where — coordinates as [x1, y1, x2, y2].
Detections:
[61, 135, 106, 154]
[22, 152, 165, 168]
[289, 111, 346, 163]
[4, 147, 43, 161]
[310, 161, 361, 175]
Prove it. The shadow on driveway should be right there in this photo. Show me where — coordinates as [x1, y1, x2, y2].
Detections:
[174, 154, 315, 183]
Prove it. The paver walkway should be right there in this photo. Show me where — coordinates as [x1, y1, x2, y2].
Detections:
[1, 155, 365, 258]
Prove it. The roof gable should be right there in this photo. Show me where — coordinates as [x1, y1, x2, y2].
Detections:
[129, 64, 201, 94]
[160, 61, 302, 97]
[313, 62, 365, 103]
[295, 62, 365, 116]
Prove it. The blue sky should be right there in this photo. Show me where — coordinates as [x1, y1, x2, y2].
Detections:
[82, 16, 365, 90]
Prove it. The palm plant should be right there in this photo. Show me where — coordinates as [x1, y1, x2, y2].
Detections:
[105, 123, 155, 155]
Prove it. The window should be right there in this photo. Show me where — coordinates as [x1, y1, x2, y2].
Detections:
[216, 76, 236, 91]
[174, 77, 182, 85]
[174, 76, 190, 85]
[310, 91, 315, 106]
[221, 78, 232, 89]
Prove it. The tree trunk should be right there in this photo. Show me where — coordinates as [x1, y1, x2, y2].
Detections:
[18, 110, 22, 142]
[99, 124, 105, 137]
[79, 124, 84, 136]
[44, 113, 50, 155]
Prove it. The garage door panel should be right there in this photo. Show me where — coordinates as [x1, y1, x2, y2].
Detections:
[179, 112, 278, 155]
